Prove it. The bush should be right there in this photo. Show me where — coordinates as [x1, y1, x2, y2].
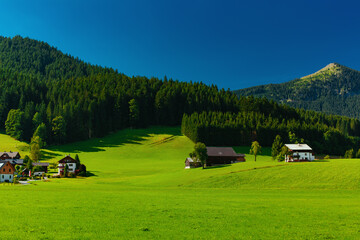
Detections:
[68, 172, 76, 178]
[344, 149, 354, 159]
[324, 155, 330, 160]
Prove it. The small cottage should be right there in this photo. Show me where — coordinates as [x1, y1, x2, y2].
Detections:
[184, 157, 201, 169]
[284, 144, 315, 162]
[58, 155, 77, 175]
[0, 161, 16, 183]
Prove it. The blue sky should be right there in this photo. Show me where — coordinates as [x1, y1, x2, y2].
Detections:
[0, 0, 360, 89]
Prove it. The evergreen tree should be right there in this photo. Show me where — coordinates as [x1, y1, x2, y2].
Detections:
[271, 135, 283, 160]
[52, 116, 66, 144]
[33, 123, 47, 145]
[30, 136, 43, 162]
[129, 99, 139, 128]
[5, 109, 24, 140]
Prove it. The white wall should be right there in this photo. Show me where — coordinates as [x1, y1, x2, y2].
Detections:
[58, 163, 76, 174]
[286, 151, 314, 162]
[0, 174, 14, 183]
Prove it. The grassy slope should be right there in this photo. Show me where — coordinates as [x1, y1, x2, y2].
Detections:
[0, 127, 360, 239]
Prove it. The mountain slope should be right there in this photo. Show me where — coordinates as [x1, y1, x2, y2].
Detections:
[234, 63, 360, 118]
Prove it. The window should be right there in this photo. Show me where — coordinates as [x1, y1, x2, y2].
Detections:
[10, 175, 11, 179]
[2, 175, 3, 179]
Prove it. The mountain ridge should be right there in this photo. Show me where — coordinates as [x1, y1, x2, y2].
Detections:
[234, 63, 360, 118]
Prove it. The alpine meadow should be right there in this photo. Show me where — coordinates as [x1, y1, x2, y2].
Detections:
[0, 35, 359, 240]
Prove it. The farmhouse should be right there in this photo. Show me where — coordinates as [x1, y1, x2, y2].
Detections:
[0, 161, 15, 183]
[184, 157, 201, 169]
[58, 155, 77, 175]
[32, 162, 50, 173]
[206, 147, 245, 166]
[0, 151, 21, 160]
[284, 144, 315, 162]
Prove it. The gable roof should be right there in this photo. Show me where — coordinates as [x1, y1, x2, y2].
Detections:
[285, 144, 312, 151]
[0, 152, 20, 159]
[58, 155, 77, 163]
[206, 147, 242, 157]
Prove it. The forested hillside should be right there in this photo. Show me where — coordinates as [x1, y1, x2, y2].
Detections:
[1, 36, 360, 155]
[234, 63, 360, 118]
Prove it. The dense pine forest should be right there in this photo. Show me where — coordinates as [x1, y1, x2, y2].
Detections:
[1, 36, 360, 155]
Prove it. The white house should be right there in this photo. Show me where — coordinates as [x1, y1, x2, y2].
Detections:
[58, 155, 77, 175]
[0, 161, 15, 183]
[285, 144, 315, 162]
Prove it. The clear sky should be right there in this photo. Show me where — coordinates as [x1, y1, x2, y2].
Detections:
[0, 0, 360, 90]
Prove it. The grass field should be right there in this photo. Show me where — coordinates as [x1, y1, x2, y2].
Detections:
[0, 127, 360, 239]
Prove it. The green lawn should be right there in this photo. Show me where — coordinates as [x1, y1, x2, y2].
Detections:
[0, 127, 360, 239]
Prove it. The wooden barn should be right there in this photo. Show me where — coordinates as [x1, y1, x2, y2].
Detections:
[206, 147, 245, 166]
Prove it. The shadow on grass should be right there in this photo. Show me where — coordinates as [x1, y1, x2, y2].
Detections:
[313, 159, 330, 162]
[86, 171, 97, 177]
[47, 126, 182, 154]
[41, 149, 62, 161]
[204, 164, 231, 170]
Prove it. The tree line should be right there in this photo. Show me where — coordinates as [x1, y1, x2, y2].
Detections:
[181, 111, 360, 155]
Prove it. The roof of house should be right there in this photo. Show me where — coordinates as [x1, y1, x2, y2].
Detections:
[3, 159, 23, 165]
[185, 157, 201, 163]
[58, 155, 77, 163]
[0, 151, 20, 159]
[32, 162, 49, 167]
[206, 147, 245, 157]
[285, 144, 312, 151]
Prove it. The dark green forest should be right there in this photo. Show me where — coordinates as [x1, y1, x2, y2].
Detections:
[181, 110, 360, 155]
[1, 36, 360, 155]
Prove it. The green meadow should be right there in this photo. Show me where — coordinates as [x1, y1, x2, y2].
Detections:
[0, 127, 360, 239]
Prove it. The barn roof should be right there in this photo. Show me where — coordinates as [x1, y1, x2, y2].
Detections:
[285, 144, 312, 151]
[206, 147, 244, 157]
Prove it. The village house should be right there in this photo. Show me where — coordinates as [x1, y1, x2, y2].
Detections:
[0, 161, 16, 183]
[58, 155, 77, 175]
[284, 144, 315, 162]
[0, 151, 21, 160]
[184, 157, 201, 169]
[206, 147, 245, 166]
